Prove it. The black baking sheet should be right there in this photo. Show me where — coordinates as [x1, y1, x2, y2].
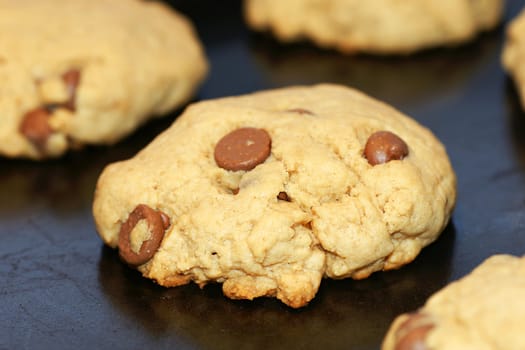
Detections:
[2, 1, 525, 349]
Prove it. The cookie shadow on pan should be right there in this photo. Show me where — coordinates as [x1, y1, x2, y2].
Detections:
[97, 222, 455, 350]
[247, 29, 500, 108]
[0, 112, 180, 217]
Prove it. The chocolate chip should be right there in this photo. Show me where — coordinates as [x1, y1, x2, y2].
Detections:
[287, 108, 315, 115]
[277, 191, 290, 201]
[118, 204, 169, 266]
[18, 69, 81, 152]
[394, 312, 434, 350]
[19, 107, 53, 150]
[364, 130, 408, 165]
[214, 127, 271, 171]
[232, 188, 240, 195]
[61, 69, 81, 111]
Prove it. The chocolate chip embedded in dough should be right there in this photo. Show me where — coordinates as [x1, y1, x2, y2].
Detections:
[394, 312, 434, 350]
[214, 127, 271, 171]
[118, 204, 169, 266]
[61, 69, 81, 111]
[277, 191, 290, 201]
[19, 107, 53, 150]
[364, 130, 409, 165]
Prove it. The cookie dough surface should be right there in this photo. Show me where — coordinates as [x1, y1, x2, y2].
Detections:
[244, 0, 503, 54]
[93, 84, 456, 307]
[0, 0, 207, 159]
[503, 8, 525, 110]
[382, 254, 525, 350]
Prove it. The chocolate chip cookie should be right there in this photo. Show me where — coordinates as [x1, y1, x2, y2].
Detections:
[503, 7, 525, 110]
[382, 254, 525, 350]
[0, 0, 208, 159]
[93, 84, 456, 308]
[244, 0, 503, 55]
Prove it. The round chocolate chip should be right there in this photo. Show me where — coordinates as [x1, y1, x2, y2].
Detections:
[118, 204, 169, 266]
[214, 127, 271, 171]
[364, 130, 409, 165]
[62, 69, 81, 111]
[394, 312, 434, 350]
[19, 107, 53, 150]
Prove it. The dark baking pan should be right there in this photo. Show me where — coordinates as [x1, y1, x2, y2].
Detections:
[1, 1, 524, 349]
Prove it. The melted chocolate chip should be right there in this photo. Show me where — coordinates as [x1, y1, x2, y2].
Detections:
[118, 204, 169, 266]
[364, 131, 409, 165]
[214, 127, 271, 171]
[19, 107, 53, 150]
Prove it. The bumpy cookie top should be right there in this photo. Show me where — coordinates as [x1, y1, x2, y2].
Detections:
[245, 0, 503, 54]
[0, 0, 207, 159]
[382, 254, 525, 350]
[93, 84, 456, 307]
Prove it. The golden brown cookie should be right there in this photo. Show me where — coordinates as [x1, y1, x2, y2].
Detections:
[244, 0, 503, 55]
[0, 0, 208, 159]
[382, 254, 525, 350]
[93, 84, 456, 307]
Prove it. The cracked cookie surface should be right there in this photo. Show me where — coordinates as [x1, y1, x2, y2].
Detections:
[382, 254, 525, 350]
[244, 0, 503, 55]
[93, 84, 456, 307]
[0, 0, 207, 159]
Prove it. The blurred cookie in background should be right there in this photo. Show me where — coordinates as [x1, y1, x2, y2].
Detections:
[0, 0, 208, 160]
[244, 0, 504, 55]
